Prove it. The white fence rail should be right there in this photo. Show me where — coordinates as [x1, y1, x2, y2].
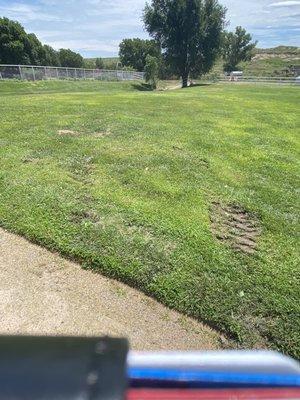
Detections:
[0, 64, 144, 81]
[218, 76, 299, 85]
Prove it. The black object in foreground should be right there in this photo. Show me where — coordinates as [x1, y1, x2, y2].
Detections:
[0, 336, 128, 400]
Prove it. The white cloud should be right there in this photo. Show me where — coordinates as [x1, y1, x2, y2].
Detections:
[269, 1, 300, 6]
[46, 39, 120, 52]
[0, 0, 299, 56]
[0, 3, 63, 22]
[221, 0, 300, 47]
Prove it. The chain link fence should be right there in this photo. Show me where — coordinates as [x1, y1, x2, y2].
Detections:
[0, 65, 144, 81]
[1, 65, 298, 86]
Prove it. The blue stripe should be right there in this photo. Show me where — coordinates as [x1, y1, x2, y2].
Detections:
[128, 367, 300, 388]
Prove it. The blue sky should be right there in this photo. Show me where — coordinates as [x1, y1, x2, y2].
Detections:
[0, 0, 299, 57]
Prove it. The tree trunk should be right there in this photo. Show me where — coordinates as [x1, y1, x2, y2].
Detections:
[182, 72, 189, 88]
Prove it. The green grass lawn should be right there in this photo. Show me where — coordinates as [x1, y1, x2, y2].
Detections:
[0, 80, 299, 357]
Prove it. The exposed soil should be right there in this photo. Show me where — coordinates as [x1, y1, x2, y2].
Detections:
[58, 129, 111, 138]
[93, 130, 111, 138]
[0, 227, 222, 350]
[253, 53, 300, 61]
[58, 129, 79, 136]
[70, 209, 100, 224]
[210, 201, 261, 255]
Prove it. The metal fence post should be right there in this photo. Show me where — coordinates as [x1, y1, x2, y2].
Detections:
[31, 66, 36, 81]
[19, 65, 23, 80]
[56, 67, 59, 79]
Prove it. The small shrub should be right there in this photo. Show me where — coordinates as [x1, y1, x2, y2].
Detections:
[144, 55, 159, 90]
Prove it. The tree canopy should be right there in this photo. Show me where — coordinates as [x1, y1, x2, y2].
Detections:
[119, 38, 161, 71]
[0, 17, 83, 68]
[43, 45, 61, 67]
[143, 0, 226, 87]
[58, 48, 84, 68]
[95, 57, 104, 69]
[0, 17, 35, 64]
[222, 26, 257, 72]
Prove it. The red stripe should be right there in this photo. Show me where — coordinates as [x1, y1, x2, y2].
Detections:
[127, 388, 300, 400]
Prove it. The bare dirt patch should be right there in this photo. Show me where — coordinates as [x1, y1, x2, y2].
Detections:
[0, 227, 222, 350]
[58, 129, 79, 136]
[69, 209, 100, 224]
[58, 129, 111, 138]
[65, 155, 95, 184]
[93, 129, 111, 138]
[210, 201, 261, 255]
[22, 156, 40, 164]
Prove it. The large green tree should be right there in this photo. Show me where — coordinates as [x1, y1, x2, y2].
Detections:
[25, 33, 46, 66]
[222, 26, 257, 72]
[0, 17, 60, 66]
[143, 0, 226, 87]
[0, 17, 32, 64]
[58, 48, 84, 68]
[119, 38, 161, 71]
[43, 45, 60, 66]
[0, 17, 84, 68]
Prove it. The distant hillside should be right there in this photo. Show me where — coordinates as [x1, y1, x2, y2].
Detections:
[238, 46, 299, 77]
[209, 46, 300, 77]
[256, 46, 300, 56]
[85, 46, 300, 77]
[85, 57, 119, 69]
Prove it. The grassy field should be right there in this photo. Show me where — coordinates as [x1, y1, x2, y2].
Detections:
[0, 80, 299, 357]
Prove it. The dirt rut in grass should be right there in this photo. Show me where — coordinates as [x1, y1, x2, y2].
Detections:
[0, 228, 221, 350]
[210, 202, 261, 255]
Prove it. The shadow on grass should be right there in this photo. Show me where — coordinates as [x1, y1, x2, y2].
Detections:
[131, 83, 153, 91]
[188, 83, 214, 88]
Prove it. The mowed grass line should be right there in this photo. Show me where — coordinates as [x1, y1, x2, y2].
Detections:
[0, 81, 299, 356]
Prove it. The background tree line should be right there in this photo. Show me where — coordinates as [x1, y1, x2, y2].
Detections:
[0, 17, 85, 67]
